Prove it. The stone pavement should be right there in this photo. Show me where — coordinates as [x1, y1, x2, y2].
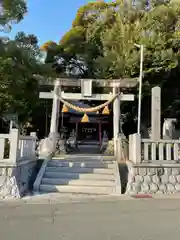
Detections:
[1, 194, 180, 239]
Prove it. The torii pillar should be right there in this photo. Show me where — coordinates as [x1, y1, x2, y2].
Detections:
[113, 85, 120, 154]
[49, 79, 61, 149]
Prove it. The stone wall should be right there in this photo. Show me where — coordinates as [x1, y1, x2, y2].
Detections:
[125, 162, 180, 195]
[0, 160, 37, 199]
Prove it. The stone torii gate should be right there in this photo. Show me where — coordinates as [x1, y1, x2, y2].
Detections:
[39, 78, 137, 153]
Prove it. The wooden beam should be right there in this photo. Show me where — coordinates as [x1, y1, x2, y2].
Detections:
[39, 92, 134, 101]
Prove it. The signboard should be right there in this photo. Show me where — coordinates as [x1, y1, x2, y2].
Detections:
[81, 79, 92, 97]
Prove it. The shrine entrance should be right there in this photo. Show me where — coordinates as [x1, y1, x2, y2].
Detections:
[59, 100, 110, 151]
[39, 78, 137, 155]
[77, 123, 99, 143]
[76, 122, 101, 154]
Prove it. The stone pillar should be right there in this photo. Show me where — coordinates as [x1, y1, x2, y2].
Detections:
[49, 79, 61, 149]
[30, 132, 37, 157]
[113, 86, 120, 155]
[131, 133, 141, 164]
[151, 86, 161, 140]
[129, 134, 133, 162]
[9, 129, 19, 164]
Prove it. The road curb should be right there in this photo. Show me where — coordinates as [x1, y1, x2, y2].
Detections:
[1, 193, 180, 204]
[152, 194, 180, 199]
[128, 193, 180, 199]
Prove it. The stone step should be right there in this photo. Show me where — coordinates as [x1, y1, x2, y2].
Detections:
[45, 166, 115, 174]
[53, 158, 104, 162]
[48, 161, 115, 169]
[44, 171, 115, 180]
[53, 156, 115, 162]
[41, 178, 115, 186]
[39, 184, 115, 195]
[77, 141, 100, 144]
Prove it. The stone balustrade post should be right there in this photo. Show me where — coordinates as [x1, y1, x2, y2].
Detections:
[129, 134, 133, 162]
[30, 132, 37, 156]
[9, 129, 20, 164]
[131, 133, 141, 164]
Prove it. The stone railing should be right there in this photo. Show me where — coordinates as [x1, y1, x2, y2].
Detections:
[126, 133, 180, 195]
[19, 133, 37, 160]
[0, 129, 37, 163]
[141, 139, 180, 162]
[129, 134, 180, 163]
[0, 133, 10, 161]
[0, 129, 38, 199]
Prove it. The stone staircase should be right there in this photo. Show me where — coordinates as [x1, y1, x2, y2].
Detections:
[34, 155, 121, 195]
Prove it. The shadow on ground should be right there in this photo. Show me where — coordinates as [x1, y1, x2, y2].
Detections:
[28, 159, 44, 191]
[118, 163, 129, 194]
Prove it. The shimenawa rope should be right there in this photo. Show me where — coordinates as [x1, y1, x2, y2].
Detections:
[57, 93, 120, 113]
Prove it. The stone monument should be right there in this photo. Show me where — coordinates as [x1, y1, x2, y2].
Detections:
[151, 86, 161, 140]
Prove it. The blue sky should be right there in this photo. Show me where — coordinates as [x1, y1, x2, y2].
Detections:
[3, 0, 90, 45]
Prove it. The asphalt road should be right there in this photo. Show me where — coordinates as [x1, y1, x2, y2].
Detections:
[1, 197, 180, 240]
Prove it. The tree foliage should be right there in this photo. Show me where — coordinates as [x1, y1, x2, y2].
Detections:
[0, 0, 27, 32]
[42, 1, 180, 122]
[0, 32, 54, 127]
[0, 1, 55, 134]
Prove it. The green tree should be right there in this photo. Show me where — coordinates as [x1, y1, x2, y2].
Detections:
[85, 1, 180, 121]
[0, 1, 55, 134]
[15, 31, 40, 57]
[0, 33, 54, 126]
[42, 1, 180, 123]
[42, 1, 121, 78]
[0, 0, 27, 32]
